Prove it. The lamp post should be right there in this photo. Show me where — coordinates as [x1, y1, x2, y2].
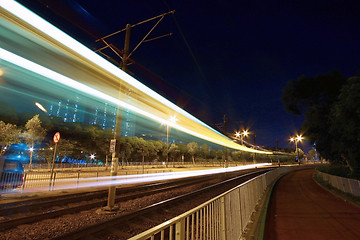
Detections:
[235, 130, 249, 145]
[290, 135, 303, 165]
[163, 115, 177, 165]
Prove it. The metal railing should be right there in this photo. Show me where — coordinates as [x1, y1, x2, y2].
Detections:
[316, 170, 360, 197]
[0, 172, 23, 193]
[129, 167, 290, 240]
[1, 162, 274, 194]
[22, 161, 251, 171]
[20, 168, 172, 190]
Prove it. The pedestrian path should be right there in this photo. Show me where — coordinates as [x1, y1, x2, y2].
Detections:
[265, 168, 360, 240]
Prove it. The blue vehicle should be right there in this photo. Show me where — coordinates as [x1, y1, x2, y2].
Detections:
[0, 156, 24, 191]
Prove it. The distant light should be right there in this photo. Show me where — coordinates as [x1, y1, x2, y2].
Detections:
[29, 147, 34, 152]
[90, 154, 96, 159]
[296, 135, 303, 142]
[243, 130, 249, 137]
[169, 115, 177, 123]
[35, 102, 47, 112]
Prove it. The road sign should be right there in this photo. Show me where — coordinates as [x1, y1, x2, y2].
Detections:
[110, 139, 116, 153]
[53, 132, 60, 144]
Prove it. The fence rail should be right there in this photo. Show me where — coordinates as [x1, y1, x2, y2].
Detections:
[316, 170, 360, 197]
[129, 167, 290, 240]
[1, 162, 275, 194]
[22, 161, 260, 171]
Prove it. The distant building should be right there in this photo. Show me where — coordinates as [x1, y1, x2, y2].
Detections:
[48, 96, 135, 136]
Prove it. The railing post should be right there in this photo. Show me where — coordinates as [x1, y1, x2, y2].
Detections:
[50, 172, 56, 190]
[22, 173, 27, 192]
[238, 187, 243, 234]
[220, 196, 226, 240]
[175, 219, 185, 240]
[77, 171, 80, 187]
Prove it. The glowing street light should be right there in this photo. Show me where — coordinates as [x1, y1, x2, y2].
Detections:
[235, 129, 249, 145]
[90, 153, 96, 160]
[290, 135, 303, 165]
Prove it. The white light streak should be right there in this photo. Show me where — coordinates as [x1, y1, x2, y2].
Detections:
[12, 163, 272, 193]
[0, 2, 273, 154]
[35, 102, 47, 112]
[0, 48, 271, 154]
[0, 0, 225, 136]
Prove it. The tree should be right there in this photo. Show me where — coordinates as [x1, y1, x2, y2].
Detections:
[0, 121, 20, 156]
[24, 115, 46, 169]
[151, 140, 167, 162]
[231, 151, 242, 161]
[168, 143, 180, 162]
[37, 143, 54, 168]
[37, 140, 76, 168]
[330, 76, 360, 177]
[187, 142, 199, 164]
[307, 149, 316, 161]
[119, 137, 133, 167]
[282, 71, 347, 163]
[209, 149, 216, 159]
[296, 148, 305, 160]
[56, 138, 76, 167]
[216, 149, 223, 161]
[177, 143, 187, 163]
[200, 144, 209, 159]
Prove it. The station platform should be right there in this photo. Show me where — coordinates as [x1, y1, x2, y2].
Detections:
[265, 168, 360, 240]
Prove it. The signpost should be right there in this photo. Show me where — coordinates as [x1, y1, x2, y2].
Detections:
[49, 132, 60, 190]
[109, 139, 116, 153]
[53, 132, 60, 144]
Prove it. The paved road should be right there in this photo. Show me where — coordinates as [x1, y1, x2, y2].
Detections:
[265, 168, 360, 240]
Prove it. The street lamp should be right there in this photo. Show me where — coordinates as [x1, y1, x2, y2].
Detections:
[290, 135, 303, 165]
[164, 115, 177, 165]
[235, 130, 249, 145]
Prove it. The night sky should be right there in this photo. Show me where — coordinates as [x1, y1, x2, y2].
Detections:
[17, 0, 360, 151]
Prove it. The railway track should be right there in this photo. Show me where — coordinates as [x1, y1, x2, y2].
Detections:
[53, 169, 270, 240]
[0, 168, 261, 231]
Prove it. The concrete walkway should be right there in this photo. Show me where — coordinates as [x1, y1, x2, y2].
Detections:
[265, 168, 360, 240]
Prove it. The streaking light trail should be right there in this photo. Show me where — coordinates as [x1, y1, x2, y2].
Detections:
[11, 163, 272, 194]
[0, 1, 273, 154]
[35, 102, 47, 112]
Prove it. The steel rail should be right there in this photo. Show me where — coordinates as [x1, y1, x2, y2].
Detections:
[0, 172, 239, 231]
[53, 169, 270, 240]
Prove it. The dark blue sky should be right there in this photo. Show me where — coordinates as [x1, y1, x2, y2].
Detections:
[18, 0, 360, 151]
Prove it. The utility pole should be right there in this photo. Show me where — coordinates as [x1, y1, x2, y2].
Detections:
[99, 11, 174, 212]
[223, 114, 227, 136]
[104, 24, 131, 212]
[223, 114, 227, 167]
[253, 133, 256, 164]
